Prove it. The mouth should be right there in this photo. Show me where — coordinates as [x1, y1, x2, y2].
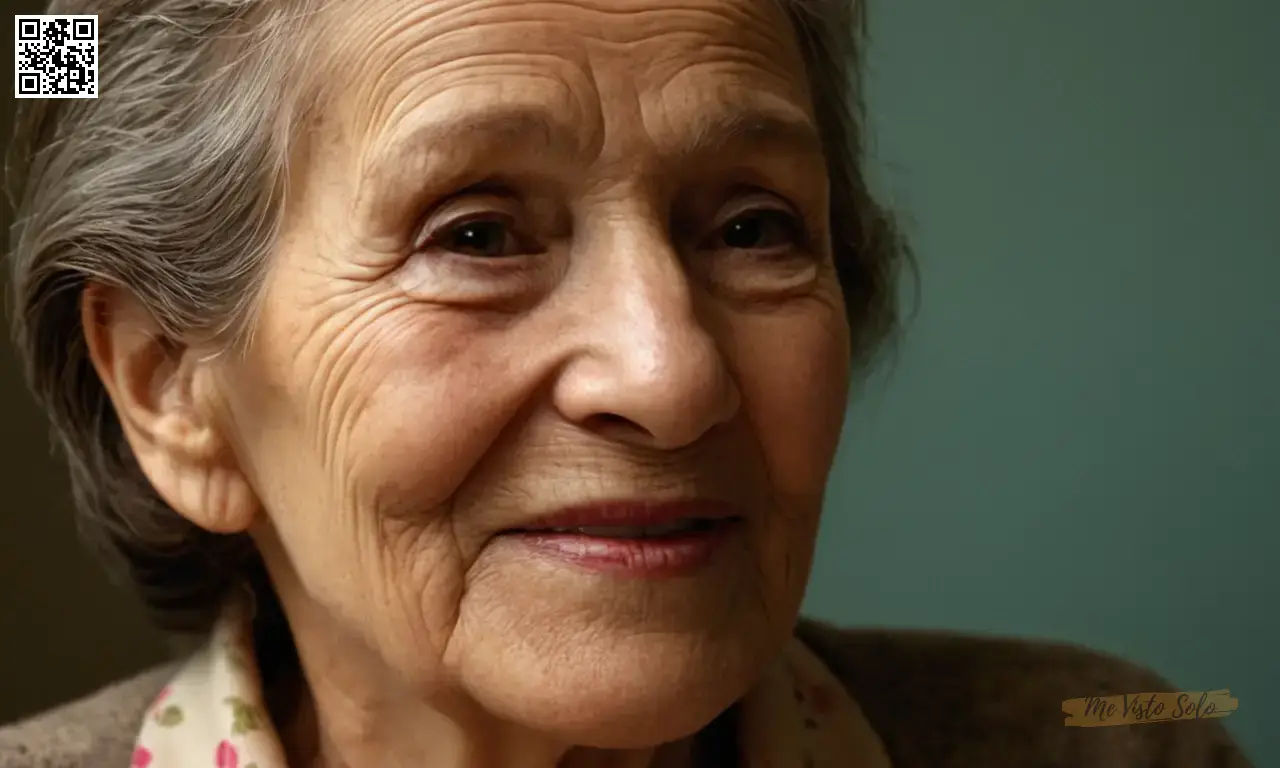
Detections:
[499, 500, 743, 577]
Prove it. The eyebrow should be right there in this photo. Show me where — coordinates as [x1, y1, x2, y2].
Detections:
[679, 108, 826, 165]
[401, 108, 580, 157]
[360, 102, 825, 210]
[363, 106, 583, 187]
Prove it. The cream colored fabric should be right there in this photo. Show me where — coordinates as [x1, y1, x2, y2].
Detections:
[129, 603, 890, 768]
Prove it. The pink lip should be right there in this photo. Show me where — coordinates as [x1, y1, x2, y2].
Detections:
[516, 499, 742, 530]
[503, 499, 743, 577]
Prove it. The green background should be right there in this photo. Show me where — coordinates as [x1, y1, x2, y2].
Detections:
[2, 0, 1275, 764]
[805, 1, 1277, 763]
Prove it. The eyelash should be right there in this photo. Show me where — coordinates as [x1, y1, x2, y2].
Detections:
[415, 210, 535, 260]
[412, 196, 809, 262]
[705, 206, 808, 253]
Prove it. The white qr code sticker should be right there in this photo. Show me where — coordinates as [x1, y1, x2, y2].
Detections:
[15, 15, 98, 99]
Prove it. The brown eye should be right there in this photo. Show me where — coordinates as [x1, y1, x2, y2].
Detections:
[714, 209, 802, 252]
[440, 217, 520, 259]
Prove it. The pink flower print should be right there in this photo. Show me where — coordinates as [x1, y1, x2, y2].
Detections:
[215, 740, 238, 768]
[131, 747, 153, 768]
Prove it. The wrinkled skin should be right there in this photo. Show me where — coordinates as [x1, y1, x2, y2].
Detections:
[86, 0, 852, 765]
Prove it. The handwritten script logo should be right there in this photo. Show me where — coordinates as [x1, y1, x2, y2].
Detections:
[1062, 690, 1239, 727]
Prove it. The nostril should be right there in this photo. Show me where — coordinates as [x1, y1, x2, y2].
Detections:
[583, 411, 651, 437]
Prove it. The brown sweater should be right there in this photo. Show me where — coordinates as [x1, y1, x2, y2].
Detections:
[0, 620, 1254, 767]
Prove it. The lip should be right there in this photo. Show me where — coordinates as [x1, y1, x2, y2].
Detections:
[501, 499, 744, 578]
[511, 498, 743, 532]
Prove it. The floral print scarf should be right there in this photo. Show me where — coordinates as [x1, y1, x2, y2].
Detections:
[131, 603, 891, 768]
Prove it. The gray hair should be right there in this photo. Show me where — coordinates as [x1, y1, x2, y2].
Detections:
[6, 0, 909, 634]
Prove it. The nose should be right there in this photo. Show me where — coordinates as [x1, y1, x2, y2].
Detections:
[552, 229, 741, 451]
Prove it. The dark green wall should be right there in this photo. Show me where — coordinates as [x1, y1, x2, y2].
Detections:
[804, 1, 1277, 764]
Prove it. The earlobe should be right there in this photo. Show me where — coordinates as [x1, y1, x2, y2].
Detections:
[80, 283, 258, 534]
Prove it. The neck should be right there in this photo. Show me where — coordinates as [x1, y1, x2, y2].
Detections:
[257, 600, 704, 768]
[280, 675, 698, 768]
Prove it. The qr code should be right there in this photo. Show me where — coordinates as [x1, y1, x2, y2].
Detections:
[15, 15, 98, 99]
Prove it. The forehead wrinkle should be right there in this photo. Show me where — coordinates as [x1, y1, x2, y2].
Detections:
[352, 102, 590, 222]
[306, 2, 566, 168]
[367, 104, 579, 178]
[642, 43, 821, 162]
[339, 32, 601, 221]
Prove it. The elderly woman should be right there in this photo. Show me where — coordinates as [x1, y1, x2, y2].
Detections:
[0, 1, 1253, 766]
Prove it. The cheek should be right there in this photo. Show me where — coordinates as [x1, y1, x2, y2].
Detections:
[223, 285, 543, 556]
[721, 300, 849, 613]
[226, 296, 553, 657]
[338, 313, 539, 522]
[731, 308, 851, 502]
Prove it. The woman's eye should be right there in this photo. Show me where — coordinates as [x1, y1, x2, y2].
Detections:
[713, 210, 802, 252]
[436, 218, 521, 259]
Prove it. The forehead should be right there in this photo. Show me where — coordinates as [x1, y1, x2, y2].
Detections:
[305, 0, 818, 159]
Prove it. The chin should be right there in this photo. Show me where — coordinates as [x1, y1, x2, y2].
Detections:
[463, 630, 774, 749]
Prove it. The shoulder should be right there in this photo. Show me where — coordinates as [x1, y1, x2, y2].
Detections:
[796, 619, 1254, 768]
[0, 665, 174, 768]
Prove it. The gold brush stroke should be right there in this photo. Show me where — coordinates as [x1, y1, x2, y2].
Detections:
[1062, 690, 1238, 727]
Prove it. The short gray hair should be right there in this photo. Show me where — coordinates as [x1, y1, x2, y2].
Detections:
[6, 0, 909, 634]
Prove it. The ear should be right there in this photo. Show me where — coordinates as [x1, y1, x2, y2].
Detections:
[81, 282, 258, 534]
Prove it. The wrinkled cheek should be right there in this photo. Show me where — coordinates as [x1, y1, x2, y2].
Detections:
[374, 515, 472, 657]
[336, 320, 536, 522]
[736, 313, 848, 610]
[341, 373, 509, 518]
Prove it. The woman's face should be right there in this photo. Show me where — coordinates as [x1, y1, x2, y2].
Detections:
[215, 0, 850, 747]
